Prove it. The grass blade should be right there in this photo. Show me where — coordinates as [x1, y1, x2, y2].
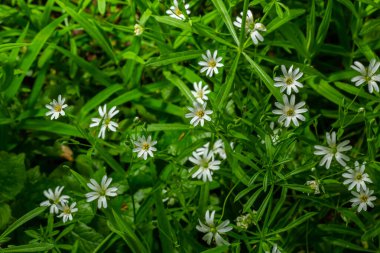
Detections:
[210, 0, 239, 46]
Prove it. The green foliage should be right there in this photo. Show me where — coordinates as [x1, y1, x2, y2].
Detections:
[0, 0, 380, 252]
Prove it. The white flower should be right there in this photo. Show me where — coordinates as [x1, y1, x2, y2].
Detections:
[191, 81, 210, 104]
[133, 135, 157, 160]
[198, 50, 224, 77]
[306, 180, 320, 195]
[85, 175, 118, 209]
[314, 131, 352, 169]
[271, 244, 281, 253]
[57, 202, 78, 223]
[166, 0, 190, 20]
[342, 161, 372, 191]
[196, 139, 229, 160]
[45, 95, 68, 120]
[40, 186, 70, 214]
[189, 148, 221, 182]
[272, 95, 307, 127]
[90, 104, 119, 139]
[274, 65, 304, 95]
[134, 24, 144, 36]
[350, 188, 376, 212]
[233, 10, 266, 45]
[185, 102, 213, 127]
[351, 59, 380, 93]
[196, 210, 233, 246]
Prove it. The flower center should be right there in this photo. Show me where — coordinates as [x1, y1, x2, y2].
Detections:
[210, 226, 217, 234]
[286, 108, 294, 116]
[197, 90, 204, 98]
[142, 142, 150, 151]
[355, 173, 363, 181]
[360, 195, 368, 203]
[208, 60, 216, 68]
[196, 109, 205, 118]
[248, 21, 255, 31]
[285, 77, 293, 85]
[104, 117, 111, 126]
[63, 206, 71, 214]
[174, 7, 182, 16]
[54, 104, 62, 112]
[200, 158, 209, 169]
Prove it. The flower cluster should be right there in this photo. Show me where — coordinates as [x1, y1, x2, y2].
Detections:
[40, 175, 118, 223]
[40, 186, 77, 223]
[351, 59, 380, 93]
[343, 161, 376, 212]
[272, 65, 308, 128]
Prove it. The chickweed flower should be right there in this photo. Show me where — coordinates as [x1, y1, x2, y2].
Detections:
[350, 188, 376, 212]
[351, 59, 380, 93]
[185, 102, 213, 127]
[166, 0, 190, 20]
[233, 10, 266, 45]
[306, 180, 320, 195]
[133, 135, 157, 160]
[272, 95, 307, 127]
[314, 131, 352, 169]
[85, 175, 118, 209]
[196, 210, 233, 246]
[40, 186, 70, 214]
[45, 95, 68, 120]
[196, 139, 230, 160]
[342, 161, 372, 191]
[90, 104, 119, 139]
[191, 81, 210, 104]
[57, 202, 78, 223]
[189, 148, 221, 182]
[274, 65, 304, 95]
[134, 24, 144, 36]
[198, 50, 224, 77]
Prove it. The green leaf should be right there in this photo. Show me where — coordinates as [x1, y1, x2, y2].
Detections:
[80, 85, 124, 118]
[243, 52, 282, 101]
[153, 15, 191, 30]
[154, 189, 175, 253]
[0, 243, 54, 252]
[71, 222, 104, 252]
[98, 0, 106, 15]
[147, 123, 189, 131]
[328, 238, 374, 252]
[0, 203, 11, 230]
[20, 119, 83, 138]
[0, 43, 30, 53]
[210, 0, 239, 46]
[216, 52, 240, 110]
[308, 78, 361, 111]
[164, 71, 194, 103]
[201, 245, 229, 253]
[266, 9, 306, 34]
[268, 212, 317, 235]
[146, 50, 203, 67]
[121, 51, 145, 64]
[0, 152, 26, 201]
[108, 209, 148, 253]
[0, 207, 46, 242]
[4, 15, 66, 99]
[56, 0, 116, 63]
[316, 0, 333, 47]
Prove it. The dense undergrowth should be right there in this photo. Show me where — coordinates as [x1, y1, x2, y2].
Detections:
[0, 0, 380, 252]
